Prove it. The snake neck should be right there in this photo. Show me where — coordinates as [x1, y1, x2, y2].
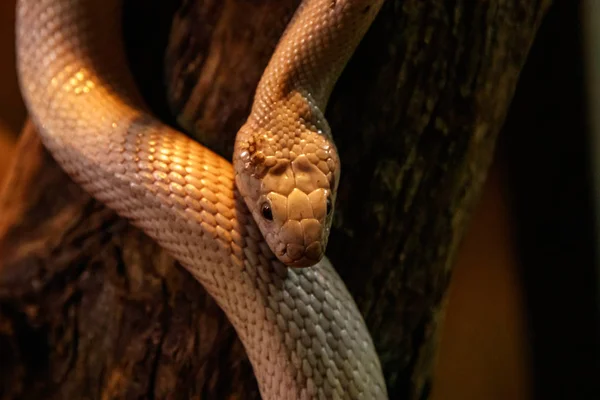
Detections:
[250, 0, 385, 118]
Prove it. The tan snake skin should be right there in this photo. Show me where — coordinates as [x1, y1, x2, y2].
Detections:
[16, 0, 387, 399]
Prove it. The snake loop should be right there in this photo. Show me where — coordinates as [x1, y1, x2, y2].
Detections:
[16, 0, 387, 398]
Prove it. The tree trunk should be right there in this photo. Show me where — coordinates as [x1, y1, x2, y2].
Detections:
[0, 1, 550, 399]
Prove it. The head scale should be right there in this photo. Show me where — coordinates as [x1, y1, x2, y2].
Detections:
[234, 117, 340, 268]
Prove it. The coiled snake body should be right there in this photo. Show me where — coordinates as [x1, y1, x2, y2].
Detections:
[16, 0, 387, 398]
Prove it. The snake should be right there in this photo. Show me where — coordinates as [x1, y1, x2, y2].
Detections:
[16, 0, 387, 398]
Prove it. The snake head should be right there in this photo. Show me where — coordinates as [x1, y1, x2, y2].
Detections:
[234, 121, 340, 268]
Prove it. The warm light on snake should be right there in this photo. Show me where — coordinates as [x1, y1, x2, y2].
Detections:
[16, 0, 387, 398]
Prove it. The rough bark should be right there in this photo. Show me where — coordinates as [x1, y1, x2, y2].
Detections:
[0, 1, 550, 399]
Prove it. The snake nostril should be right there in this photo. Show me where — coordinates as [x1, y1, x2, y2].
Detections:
[261, 202, 273, 221]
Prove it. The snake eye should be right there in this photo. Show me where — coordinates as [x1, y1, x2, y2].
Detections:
[326, 196, 333, 216]
[261, 202, 273, 221]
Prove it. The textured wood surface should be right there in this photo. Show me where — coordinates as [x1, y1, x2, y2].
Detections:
[0, 1, 550, 399]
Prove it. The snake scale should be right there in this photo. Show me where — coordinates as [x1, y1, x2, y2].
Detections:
[16, 0, 387, 398]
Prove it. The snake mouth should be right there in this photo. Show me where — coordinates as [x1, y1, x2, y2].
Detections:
[285, 256, 321, 268]
[277, 242, 323, 268]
